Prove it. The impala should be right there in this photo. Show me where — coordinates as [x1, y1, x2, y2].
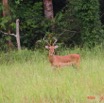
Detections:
[45, 38, 80, 68]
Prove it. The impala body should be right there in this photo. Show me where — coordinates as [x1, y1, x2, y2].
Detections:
[45, 45, 80, 68]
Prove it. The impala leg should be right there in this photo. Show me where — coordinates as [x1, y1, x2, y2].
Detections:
[75, 60, 80, 69]
[76, 63, 80, 69]
[71, 61, 80, 69]
[51, 64, 61, 70]
[56, 65, 61, 69]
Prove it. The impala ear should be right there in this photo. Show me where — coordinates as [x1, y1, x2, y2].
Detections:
[45, 46, 49, 49]
[55, 45, 58, 49]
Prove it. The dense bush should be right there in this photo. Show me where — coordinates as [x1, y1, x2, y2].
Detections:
[56, 0, 104, 47]
[10, 1, 45, 49]
[71, 0, 104, 47]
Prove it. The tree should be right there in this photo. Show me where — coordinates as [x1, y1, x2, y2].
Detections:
[2, 0, 14, 50]
[1, 0, 21, 50]
[43, 0, 54, 19]
[43, 0, 56, 41]
[2, 0, 10, 16]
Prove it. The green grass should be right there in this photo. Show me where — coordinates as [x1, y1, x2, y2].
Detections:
[0, 48, 104, 103]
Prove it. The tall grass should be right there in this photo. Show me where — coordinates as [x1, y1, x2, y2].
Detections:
[0, 47, 104, 103]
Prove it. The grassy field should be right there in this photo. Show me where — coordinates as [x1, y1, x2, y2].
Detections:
[0, 48, 104, 103]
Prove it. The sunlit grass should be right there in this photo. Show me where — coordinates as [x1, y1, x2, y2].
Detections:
[0, 48, 104, 103]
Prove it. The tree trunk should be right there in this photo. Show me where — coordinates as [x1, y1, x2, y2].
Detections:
[16, 19, 21, 50]
[2, 0, 14, 50]
[2, 0, 10, 16]
[43, 0, 54, 19]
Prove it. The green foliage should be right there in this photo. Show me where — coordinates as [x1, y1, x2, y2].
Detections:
[10, 1, 45, 49]
[68, 0, 104, 47]
[50, 0, 104, 47]
[14, 0, 23, 4]
[0, 0, 104, 51]
[0, 3, 3, 12]
[0, 49, 34, 64]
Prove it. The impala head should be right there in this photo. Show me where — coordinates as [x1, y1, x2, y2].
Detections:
[45, 45, 58, 55]
[45, 37, 58, 56]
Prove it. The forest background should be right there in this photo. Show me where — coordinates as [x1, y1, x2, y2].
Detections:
[0, 0, 104, 51]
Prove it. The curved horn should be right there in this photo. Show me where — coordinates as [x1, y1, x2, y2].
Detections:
[43, 37, 50, 46]
[53, 37, 57, 46]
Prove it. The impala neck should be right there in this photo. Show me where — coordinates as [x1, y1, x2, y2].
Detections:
[48, 52, 55, 63]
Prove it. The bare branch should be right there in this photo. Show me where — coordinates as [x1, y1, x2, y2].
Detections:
[0, 30, 8, 35]
[0, 30, 16, 37]
[9, 33, 16, 37]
